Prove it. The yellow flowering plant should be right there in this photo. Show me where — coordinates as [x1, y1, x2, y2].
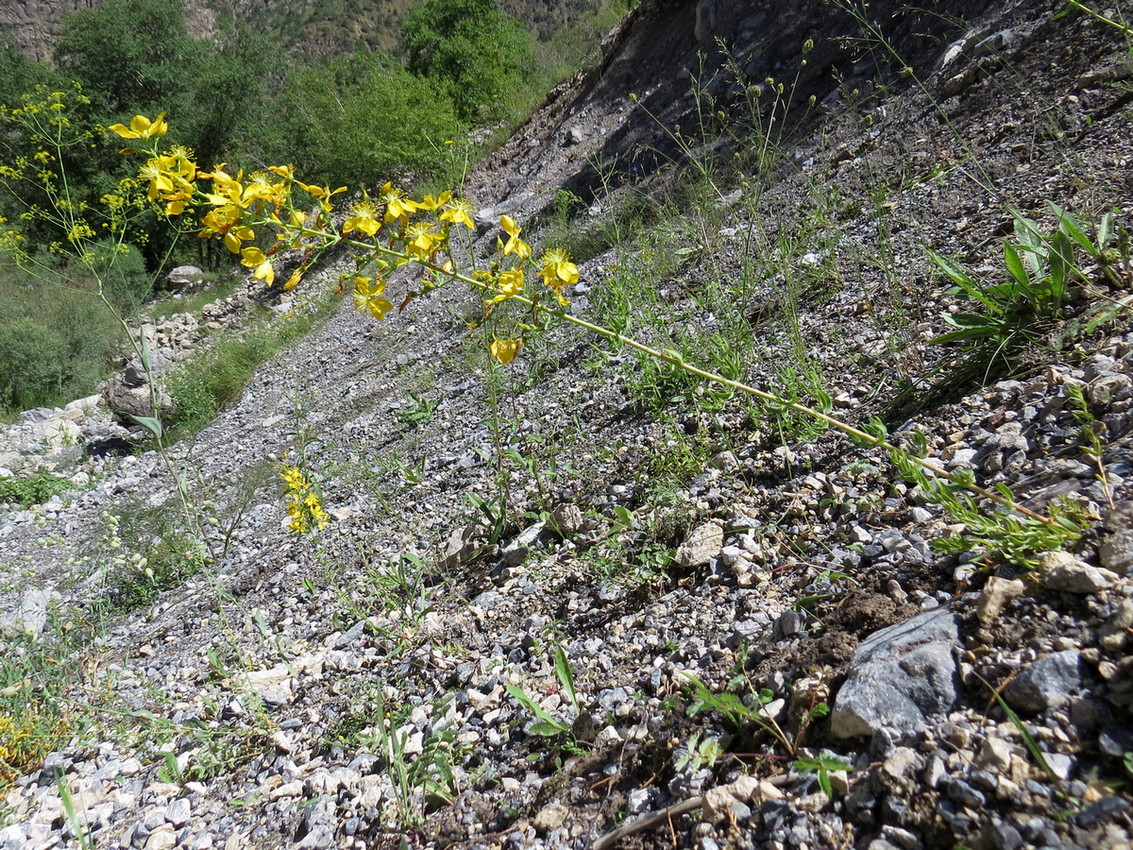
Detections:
[279, 462, 330, 534]
[109, 112, 1078, 549]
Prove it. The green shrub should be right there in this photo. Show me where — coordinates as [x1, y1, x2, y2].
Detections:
[165, 333, 273, 437]
[402, 0, 532, 122]
[0, 261, 123, 413]
[0, 472, 72, 507]
[279, 53, 462, 189]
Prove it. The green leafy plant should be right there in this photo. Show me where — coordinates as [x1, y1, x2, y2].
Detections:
[683, 672, 793, 754]
[397, 392, 438, 427]
[872, 419, 1085, 568]
[675, 731, 727, 773]
[0, 471, 72, 507]
[931, 204, 1122, 356]
[80, 108, 1084, 585]
[506, 644, 583, 750]
[364, 692, 461, 826]
[793, 753, 853, 797]
[1066, 382, 1114, 509]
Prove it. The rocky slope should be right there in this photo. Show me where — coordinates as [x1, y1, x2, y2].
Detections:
[2, 0, 1133, 848]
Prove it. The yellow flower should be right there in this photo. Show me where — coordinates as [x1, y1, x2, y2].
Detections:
[343, 199, 381, 237]
[240, 246, 274, 285]
[539, 248, 579, 305]
[380, 182, 419, 222]
[243, 171, 287, 207]
[279, 464, 330, 534]
[283, 267, 303, 291]
[352, 276, 393, 320]
[108, 113, 168, 141]
[491, 268, 524, 303]
[137, 160, 174, 202]
[223, 224, 256, 254]
[439, 198, 476, 230]
[295, 180, 346, 212]
[500, 215, 531, 260]
[418, 191, 452, 211]
[490, 338, 522, 365]
[405, 222, 443, 260]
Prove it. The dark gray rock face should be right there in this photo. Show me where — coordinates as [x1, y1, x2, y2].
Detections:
[832, 607, 961, 739]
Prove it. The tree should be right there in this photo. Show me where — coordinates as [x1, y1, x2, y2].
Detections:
[279, 52, 462, 190]
[54, 0, 204, 119]
[401, 0, 532, 121]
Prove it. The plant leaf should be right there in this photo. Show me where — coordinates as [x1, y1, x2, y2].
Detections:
[130, 415, 163, 439]
[138, 329, 152, 375]
[553, 644, 578, 710]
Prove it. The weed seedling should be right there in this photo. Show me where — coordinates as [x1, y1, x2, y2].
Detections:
[793, 753, 853, 797]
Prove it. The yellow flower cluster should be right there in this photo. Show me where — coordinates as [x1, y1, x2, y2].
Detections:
[109, 113, 581, 366]
[279, 464, 331, 534]
[0, 709, 52, 785]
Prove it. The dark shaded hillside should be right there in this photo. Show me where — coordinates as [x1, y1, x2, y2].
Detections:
[469, 0, 1001, 213]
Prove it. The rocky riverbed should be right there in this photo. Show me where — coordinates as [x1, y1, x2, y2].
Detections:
[2, 0, 1133, 848]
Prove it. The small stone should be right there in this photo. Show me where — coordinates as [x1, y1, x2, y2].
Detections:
[974, 737, 1014, 773]
[1100, 502, 1133, 574]
[709, 451, 739, 472]
[1041, 752, 1074, 780]
[976, 577, 1025, 623]
[534, 803, 569, 833]
[1073, 795, 1131, 828]
[145, 826, 177, 850]
[1039, 551, 1117, 594]
[165, 797, 191, 827]
[675, 522, 724, 568]
[702, 785, 751, 822]
[881, 747, 921, 783]
[549, 504, 584, 536]
[832, 607, 960, 738]
[1003, 650, 1083, 713]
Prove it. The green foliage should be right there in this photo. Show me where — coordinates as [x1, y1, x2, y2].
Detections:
[55, 0, 204, 116]
[506, 644, 582, 747]
[164, 332, 275, 439]
[0, 471, 72, 507]
[93, 502, 207, 610]
[931, 204, 1121, 355]
[674, 731, 726, 773]
[402, 0, 532, 121]
[279, 52, 462, 189]
[0, 262, 122, 412]
[0, 637, 71, 789]
[794, 753, 853, 797]
[876, 419, 1085, 568]
[396, 392, 438, 427]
